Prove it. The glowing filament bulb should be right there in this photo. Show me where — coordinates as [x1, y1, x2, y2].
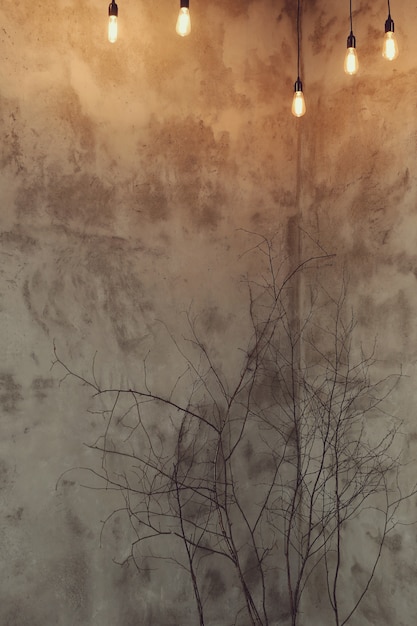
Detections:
[344, 47, 358, 74]
[383, 16, 398, 60]
[292, 78, 306, 118]
[108, 1, 118, 43]
[176, 1, 191, 37]
[344, 32, 358, 75]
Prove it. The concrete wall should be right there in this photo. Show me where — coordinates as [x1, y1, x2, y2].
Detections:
[0, 0, 416, 624]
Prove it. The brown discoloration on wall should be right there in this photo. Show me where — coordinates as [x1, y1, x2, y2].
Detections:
[210, 0, 258, 19]
[309, 11, 338, 55]
[46, 173, 114, 228]
[134, 115, 230, 230]
[0, 101, 25, 173]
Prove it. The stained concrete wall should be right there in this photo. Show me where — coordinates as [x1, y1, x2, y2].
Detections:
[0, 0, 417, 624]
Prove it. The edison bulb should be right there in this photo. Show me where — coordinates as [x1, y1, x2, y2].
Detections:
[108, 15, 117, 43]
[292, 91, 306, 118]
[176, 7, 191, 37]
[344, 47, 358, 75]
[382, 31, 399, 60]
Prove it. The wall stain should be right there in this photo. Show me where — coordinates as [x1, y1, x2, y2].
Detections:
[210, 0, 258, 18]
[135, 115, 231, 231]
[22, 278, 50, 336]
[0, 101, 26, 173]
[45, 172, 114, 229]
[0, 229, 37, 253]
[357, 287, 412, 357]
[134, 176, 169, 222]
[0, 459, 14, 491]
[199, 305, 232, 335]
[204, 566, 227, 597]
[309, 11, 338, 55]
[49, 85, 96, 164]
[244, 52, 285, 105]
[267, 585, 291, 622]
[65, 508, 91, 540]
[22, 232, 157, 352]
[6, 506, 24, 522]
[31, 377, 55, 401]
[0, 373, 22, 413]
[385, 533, 403, 553]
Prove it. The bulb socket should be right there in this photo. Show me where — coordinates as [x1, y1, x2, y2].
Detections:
[346, 31, 356, 49]
[294, 77, 303, 92]
[109, 1, 118, 17]
[180, 0, 190, 7]
[385, 15, 394, 33]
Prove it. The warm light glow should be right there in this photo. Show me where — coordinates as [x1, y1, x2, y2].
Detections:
[108, 1, 118, 43]
[108, 15, 118, 43]
[176, 7, 191, 37]
[292, 91, 306, 118]
[344, 47, 358, 75]
[382, 31, 398, 60]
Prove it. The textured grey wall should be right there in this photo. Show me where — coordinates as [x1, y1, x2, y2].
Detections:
[0, 0, 416, 624]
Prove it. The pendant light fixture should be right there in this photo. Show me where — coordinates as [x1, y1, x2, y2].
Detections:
[291, 0, 306, 118]
[176, 0, 191, 37]
[382, 0, 398, 60]
[344, 0, 358, 75]
[108, 0, 118, 43]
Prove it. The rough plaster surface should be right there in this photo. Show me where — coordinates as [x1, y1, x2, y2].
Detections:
[0, 0, 417, 624]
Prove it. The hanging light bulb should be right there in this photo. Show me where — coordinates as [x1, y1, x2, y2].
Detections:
[344, 32, 359, 74]
[108, 0, 118, 44]
[291, 0, 306, 117]
[383, 30, 398, 60]
[292, 78, 306, 118]
[382, 1, 398, 60]
[176, 0, 191, 37]
[344, 0, 358, 75]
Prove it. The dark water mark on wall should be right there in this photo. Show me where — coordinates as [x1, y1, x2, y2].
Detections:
[203, 567, 227, 597]
[0, 230, 37, 254]
[21, 232, 157, 353]
[65, 508, 93, 541]
[31, 377, 55, 401]
[0, 373, 22, 413]
[134, 115, 230, 232]
[385, 532, 403, 553]
[198, 305, 232, 335]
[0, 459, 15, 491]
[45, 172, 114, 230]
[6, 506, 24, 523]
[22, 278, 49, 336]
